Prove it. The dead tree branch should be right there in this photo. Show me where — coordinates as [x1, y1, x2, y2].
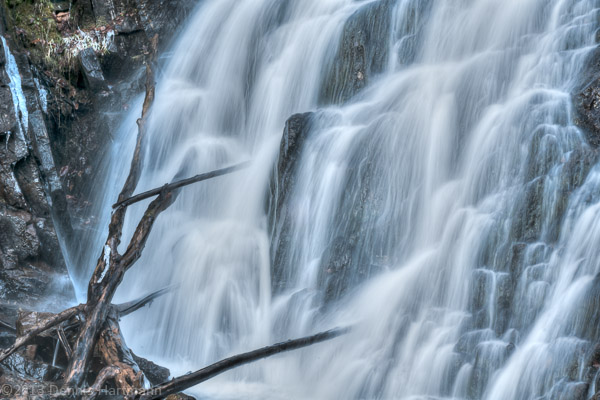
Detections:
[64, 35, 160, 388]
[115, 285, 177, 317]
[0, 304, 83, 362]
[112, 161, 250, 210]
[136, 327, 349, 400]
[57, 325, 73, 358]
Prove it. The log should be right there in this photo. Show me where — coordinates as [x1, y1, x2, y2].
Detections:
[112, 161, 251, 210]
[0, 305, 83, 362]
[96, 316, 144, 396]
[136, 327, 349, 400]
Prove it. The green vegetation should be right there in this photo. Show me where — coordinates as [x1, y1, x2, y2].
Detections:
[5, 0, 66, 70]
[4, 0, 114, 80]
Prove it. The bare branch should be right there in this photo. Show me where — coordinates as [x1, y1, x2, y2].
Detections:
[115, 285, 178, 317]
[57, 325, 73, 358]
[112, 161, 250, 210]
[0, 318, 15, 331]
[0, 305, 83, 362]
[137, 327, 349, 400]
[65, 35, 160, 388]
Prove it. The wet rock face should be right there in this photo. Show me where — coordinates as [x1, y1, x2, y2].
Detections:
[78, 47, 107, 90]
[269, 113, 385, 302]
[0, 33, 74, 311]
[269, 112, 314, 293]
[319, 0, 394, 104]
[573, 48, 600, 146]
[1, 352, 62, 382]
[574, 76, 600, 146]
[135, 0, 198, 46]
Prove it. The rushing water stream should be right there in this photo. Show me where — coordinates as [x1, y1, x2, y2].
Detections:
[74, 0, 600, 398]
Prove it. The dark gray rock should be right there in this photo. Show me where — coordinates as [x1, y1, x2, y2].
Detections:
[573, 75, 600, 147]
[91, 0, 117, 25]
[0, 87, 17, 134]
[319, 0, 394, 104]
[1, 352, 62, 382]
[132, 352, 170, 385]
[115, 16, 142, 34]
[573, 47, 600, 147]
[269, 112, 387, 303]
[0, 209, 39, 269]
[78, 47, 107, 90]
[467, 341, 513, 399]
[0, 35, 74, 310]
[134, 0, 198, 47]
[269, 112, 314, 293]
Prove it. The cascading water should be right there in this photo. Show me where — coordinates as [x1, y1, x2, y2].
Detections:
[79, 0, 600, 398]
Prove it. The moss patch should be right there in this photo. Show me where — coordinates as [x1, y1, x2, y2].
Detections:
[5, 0, 66, 70]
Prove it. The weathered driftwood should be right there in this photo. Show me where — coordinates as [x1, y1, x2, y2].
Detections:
[115, 285, 177, 317]
[137, 327, 349, 400]
[96, 315, 144, 396]
[112, 161, 251, 210]
[57, 324, 73, 358]
[0, 304, 83, 362]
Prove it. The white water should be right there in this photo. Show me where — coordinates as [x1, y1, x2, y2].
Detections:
[81, 0, 600, 398]
[2, 36, 29, 146]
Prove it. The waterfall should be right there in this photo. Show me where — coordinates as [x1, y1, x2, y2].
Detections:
[82, 0, 600, 398]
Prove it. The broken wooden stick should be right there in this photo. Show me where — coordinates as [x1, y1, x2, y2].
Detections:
[115, 285, 178, 317]
[112, 161, 251, 210]
[136, 327, 349, 400]
[57, 324, 73, 358]
[0, 304, 83, 362]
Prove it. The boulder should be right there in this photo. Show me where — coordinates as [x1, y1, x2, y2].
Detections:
[78, 47, 106, 90]
[1, 352, 62, 382]
[131, 352, 170, 386]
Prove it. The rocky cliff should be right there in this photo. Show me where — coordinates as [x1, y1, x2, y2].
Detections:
[0, 0, 196, 350]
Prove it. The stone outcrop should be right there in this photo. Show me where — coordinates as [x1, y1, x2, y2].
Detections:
[269, 112, 386, 303]
[269, 112, 314, 293]
[574, 48, 600, 146]
[0, 33, 74, 322]
[0, 0, 198, 343]
[319, 0, 395, 105]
